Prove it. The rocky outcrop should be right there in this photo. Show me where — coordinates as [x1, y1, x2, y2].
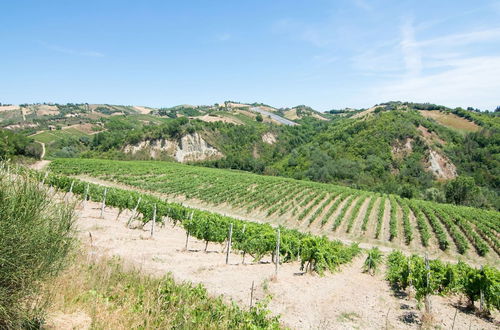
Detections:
[175, 133, 223, 162]
[123, 132, 223, 163]
[391, 138, 413, 160]
[425, 150, 457, 180]
[391, 136, 457, 180]
[262, 132, 277, 145]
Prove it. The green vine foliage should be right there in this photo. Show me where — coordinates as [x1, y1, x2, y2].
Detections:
[386, 251, 500, 311]
[36, 170, 360, 276]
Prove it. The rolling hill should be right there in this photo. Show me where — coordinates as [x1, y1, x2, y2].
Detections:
[2, 101, 498, 210]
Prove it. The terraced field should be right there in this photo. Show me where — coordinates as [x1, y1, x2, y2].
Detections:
[49, 158, 500, 263]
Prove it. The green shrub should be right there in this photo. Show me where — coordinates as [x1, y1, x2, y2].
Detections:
[0, 164, 76, 328]
[363, 247, 383, 275]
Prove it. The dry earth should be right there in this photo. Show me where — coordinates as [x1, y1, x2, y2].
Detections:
[132, 105, 154, 114]
[62, 123, 101, 135]
[191, 114, 243, 125]
[60, 198, 498, 329]
[419, 111, 479, 133]
[351, 106, 382, 119]
[235, 109, 282, 125]
[0, 105, 20, 112]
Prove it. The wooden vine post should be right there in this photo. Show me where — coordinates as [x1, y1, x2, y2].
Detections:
[64, 180, 74, 199]
[408, 258, 413, 298]
[275, 228, 280, 277]
[127, 197, 141, 227]
[424, 254, 431, 314]
[479, 265, 485, 313]
[226, 223, 233, 265]
[241, 225, 246, 264]
[65, 180, 74, 201]
[83, 183, 89, 207]
[150, 203, 156, 238]
[100, 188, 107, 218]
[249, 280, 255, 308]
[451, 309, 458, 330]
[184, 211, 193, 250]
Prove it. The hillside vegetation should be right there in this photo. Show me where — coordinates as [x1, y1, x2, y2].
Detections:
[0, 129, 42, 160]
[2, 101, 499, 209]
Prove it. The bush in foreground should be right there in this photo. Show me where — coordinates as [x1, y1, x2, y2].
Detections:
[0, 165, 75, 328]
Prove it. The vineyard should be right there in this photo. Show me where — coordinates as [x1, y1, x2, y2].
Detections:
[387, 251, 500, 312]
[48, 159, 500, 262]
[21, 166, 361, 276]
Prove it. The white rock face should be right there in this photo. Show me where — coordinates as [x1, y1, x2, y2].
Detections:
[262, 132, 277, 144]
[124, 132, 223, 163]
[174, 133, 223, 162]
[426, 150, 457, 180]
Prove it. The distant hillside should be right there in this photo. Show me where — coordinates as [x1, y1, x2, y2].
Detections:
[272, 104, 499, 209]
[2, 101, 498, 210]
[151, 101, 328, 125]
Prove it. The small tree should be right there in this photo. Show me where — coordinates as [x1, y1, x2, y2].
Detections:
[256, 113, 263, 122]
[445, 176, 478, 206]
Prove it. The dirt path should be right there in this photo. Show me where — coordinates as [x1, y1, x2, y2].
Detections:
[381, 198, 391, 241]
[71, 198, 498, 329]
[407, 209, 422, 251]
[337, 195, 361, 234]
[38, 141, 46, 159]
[30, 159, 51, 171]
[353, 196, 372, 234]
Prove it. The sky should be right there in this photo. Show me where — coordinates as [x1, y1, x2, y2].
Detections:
[1, 0, 499, 111]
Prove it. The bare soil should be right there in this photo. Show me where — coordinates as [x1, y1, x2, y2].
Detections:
[419, 111, 479, 133]
[62, 123, 100, 135]
[0, 105, 20, 112]
[132, 105, 154, 114]
[351, 105, 382, 119]
[30, 160, 50, 171]
[68, 198, 498, 329]
[192, 114, 243, 125]
[45, 310, 91, 330]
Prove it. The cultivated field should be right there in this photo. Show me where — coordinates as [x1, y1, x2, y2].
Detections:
[32, 127, 91, 144]
[420, 110, 480, 133]
[48, 158, 500, 265]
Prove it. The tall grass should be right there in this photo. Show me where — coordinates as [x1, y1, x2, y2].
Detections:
[46, 252, 281, 329]
[0, 164, 76, 328]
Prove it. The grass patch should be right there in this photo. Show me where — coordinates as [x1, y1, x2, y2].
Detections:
[337, 312, 360, 322]
[45, 252, 282, 329]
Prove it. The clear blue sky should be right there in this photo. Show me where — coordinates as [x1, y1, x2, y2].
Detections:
[1, 0, 499, 111]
